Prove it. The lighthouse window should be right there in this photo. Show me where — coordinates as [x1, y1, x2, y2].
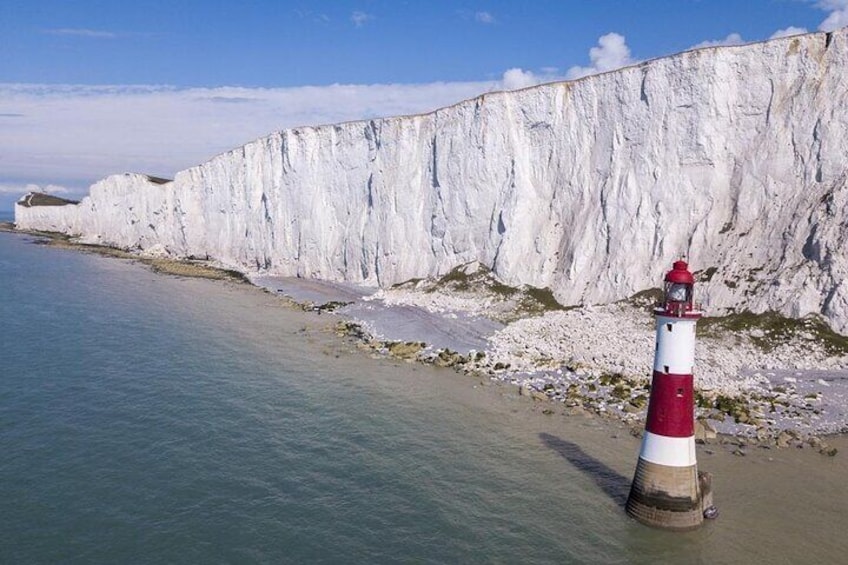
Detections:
[676, 387, 684, 397]
[667, 283, 689, 302]
[666, 323, 673, 332]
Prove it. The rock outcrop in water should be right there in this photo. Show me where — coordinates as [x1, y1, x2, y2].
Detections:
[15, 29, 848, 333]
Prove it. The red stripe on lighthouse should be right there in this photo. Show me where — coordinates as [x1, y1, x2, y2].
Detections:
[645, 371, 694, 438]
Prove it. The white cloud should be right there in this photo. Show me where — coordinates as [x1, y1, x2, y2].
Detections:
[811, 1, 848, 31]
[24, 183, 73, 195]
[501, 68, 539, 90]
[690, 1, 846, 47]
[351, 11, 373, 27]
[819, 9, 848, 30]
[816, 0, 848, 11]
[566, 32, 634, 80]
[500, 66, 570, 90]
[43, 28, 117, 39]
[0, 81, 496, 199]
[34, 183, 70, 194]
[690, 32, 745, 50]
[771, 26, 808, 39]
[0, 183, 30, 194]
[475, 11, 496, 24]
[0, 182, 74, 200]
[294, 9, 330, 23]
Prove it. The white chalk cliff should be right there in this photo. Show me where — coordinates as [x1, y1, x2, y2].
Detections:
[16, 29, 848, 333]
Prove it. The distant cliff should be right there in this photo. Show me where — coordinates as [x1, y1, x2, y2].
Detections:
[16, 29, 848, 333]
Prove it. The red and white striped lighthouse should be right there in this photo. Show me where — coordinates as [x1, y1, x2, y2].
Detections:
[626, 259, 716, 530]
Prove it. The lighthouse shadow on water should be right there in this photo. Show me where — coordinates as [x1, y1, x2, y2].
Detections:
[539, 433, 631, 506]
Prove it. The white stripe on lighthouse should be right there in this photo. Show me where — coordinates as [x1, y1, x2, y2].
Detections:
[654, 317, 697, 374]
[639, 431, 697, 467]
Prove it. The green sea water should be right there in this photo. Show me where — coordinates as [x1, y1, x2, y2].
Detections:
[2, 221, 847, 564]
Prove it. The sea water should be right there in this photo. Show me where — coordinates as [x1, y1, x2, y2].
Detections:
[2, 218, 847, 564]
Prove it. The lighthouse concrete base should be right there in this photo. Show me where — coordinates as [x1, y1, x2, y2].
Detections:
[626, 458, 714, 530]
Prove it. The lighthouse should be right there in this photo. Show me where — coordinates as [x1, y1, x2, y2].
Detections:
[626, 260, 716, 530]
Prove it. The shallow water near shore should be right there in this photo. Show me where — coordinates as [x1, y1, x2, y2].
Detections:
[2, 225, 847, 564]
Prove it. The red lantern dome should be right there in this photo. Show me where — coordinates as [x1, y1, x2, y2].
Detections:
[665, 260, 695, 284]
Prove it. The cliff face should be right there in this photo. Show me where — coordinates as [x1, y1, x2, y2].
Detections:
[16, 29, 848, 332]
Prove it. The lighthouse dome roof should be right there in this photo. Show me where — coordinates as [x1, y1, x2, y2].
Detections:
[665, 260, 695, 284]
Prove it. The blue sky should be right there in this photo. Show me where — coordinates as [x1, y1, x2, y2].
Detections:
[1, 0, 846, 209]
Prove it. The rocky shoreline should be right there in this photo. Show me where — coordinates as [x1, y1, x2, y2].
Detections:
[5, 222, 846, 455]
[331, 314, 845, 457]
[319, 263, 848, 456]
